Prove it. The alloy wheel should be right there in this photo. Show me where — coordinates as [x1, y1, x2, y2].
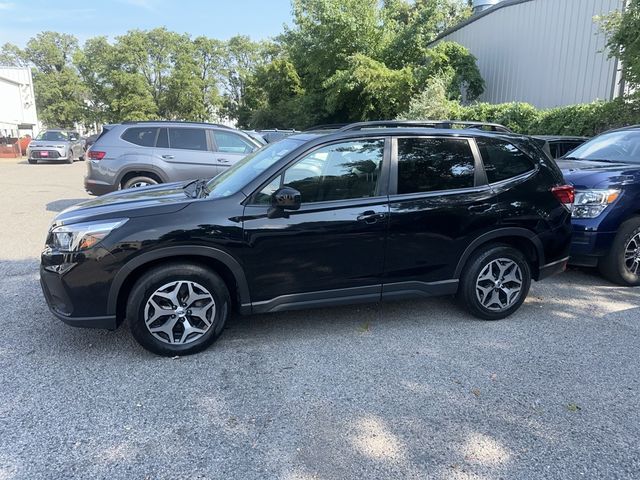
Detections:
[624, 233, 640, 276]
[129, 181, 150, 188]
[475, 258, 523, 311]
[144, 281, 216, 345]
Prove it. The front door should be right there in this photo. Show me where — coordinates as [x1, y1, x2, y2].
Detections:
[241, 138, 390, 311]
[210, 130, 257, 171]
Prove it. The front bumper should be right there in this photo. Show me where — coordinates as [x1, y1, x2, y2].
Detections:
[569, 229, 616, 266]
[40, 251, 117, 330]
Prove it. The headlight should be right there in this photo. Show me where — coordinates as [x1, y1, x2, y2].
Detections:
[572, 189, 620, 219]
[48, 219, 128, 252]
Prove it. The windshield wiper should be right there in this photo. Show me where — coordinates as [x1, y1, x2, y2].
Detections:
[182, 178, 209, 198]
[562, 157, 620, 163]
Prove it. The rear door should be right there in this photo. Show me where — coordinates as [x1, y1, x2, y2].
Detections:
[383, 136, 500, 299]
[153, 127, 218, 181]
[211, 130, 257, 170]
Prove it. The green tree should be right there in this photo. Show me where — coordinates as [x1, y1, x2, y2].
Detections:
[324, 54, 414, 121]
[0, 43, 29, 67]
[421, 41, 484, 101]
[397, 72, 459, 120]
[601, 0, 640, 90]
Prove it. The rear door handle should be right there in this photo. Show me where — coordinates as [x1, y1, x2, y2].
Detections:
[162, 154, 174, 159]
[357, 210, 386, 224]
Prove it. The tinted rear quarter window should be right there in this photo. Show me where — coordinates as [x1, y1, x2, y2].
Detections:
[169, 128, 208, 151]
[121, 127, 158, 147]
[397, 137, 475, 194]
[476, 138, 534, 183]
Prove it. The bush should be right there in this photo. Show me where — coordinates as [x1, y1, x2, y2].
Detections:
[399, 93, 640, 137]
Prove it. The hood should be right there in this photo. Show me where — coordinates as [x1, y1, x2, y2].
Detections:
[557, 158, 640, 189]
[30, 140, 71, 148]
[55, 181, 194, 225]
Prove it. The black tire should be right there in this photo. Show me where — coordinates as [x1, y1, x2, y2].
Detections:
[128, 263, 231, 356]
[28, 158, 37, 164]
[78, 154, 85, 161]
[66, 154, 73, 164]
[457, 244, 532, 320]
[598, 217, 640, 287]
[122, 175, 158, 189]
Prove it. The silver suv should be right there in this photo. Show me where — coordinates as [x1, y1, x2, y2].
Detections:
[84, 121, 261, 195]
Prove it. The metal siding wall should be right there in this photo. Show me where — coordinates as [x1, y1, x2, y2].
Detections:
[438, 0, 623, 108]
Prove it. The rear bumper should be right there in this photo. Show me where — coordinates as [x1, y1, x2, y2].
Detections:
[84, 178, 117, 196]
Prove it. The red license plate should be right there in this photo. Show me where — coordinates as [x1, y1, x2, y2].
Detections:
[40, 151, 49, 157]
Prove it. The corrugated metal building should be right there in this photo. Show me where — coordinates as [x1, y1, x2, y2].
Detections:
[434, 0, 625, 108]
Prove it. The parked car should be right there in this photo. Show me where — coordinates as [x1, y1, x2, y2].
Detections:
[532, 135, 588, 159]
[84, 121, 262, 195]
[559, 126, 640, 286]
[27, 129, 85, 164]
[41, 120, 573, 355]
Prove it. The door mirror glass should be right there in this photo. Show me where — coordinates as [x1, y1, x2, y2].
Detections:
[272, 186, 301, 210]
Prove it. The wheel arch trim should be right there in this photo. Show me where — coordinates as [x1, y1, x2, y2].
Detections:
[453, 228, 545, 279]
[107, 246, 251, 316]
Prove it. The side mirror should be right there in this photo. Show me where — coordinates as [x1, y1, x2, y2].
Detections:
[267, 186, 301, 218]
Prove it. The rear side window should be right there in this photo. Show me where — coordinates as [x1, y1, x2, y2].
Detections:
[168, 128, 207, 151]
[477, 138, 535, 183]
[213, 131, 254, 154]
[397, 137, 475, 194]
[121, 127, 158, 147]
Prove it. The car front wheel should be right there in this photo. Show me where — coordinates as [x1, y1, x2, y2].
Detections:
[128, 263, 231, 356]
[122, 176, 158, 189]
[599, 217, 640, 287]
[457, 244, 532, 320]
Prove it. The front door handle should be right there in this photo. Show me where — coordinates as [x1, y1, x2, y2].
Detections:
[162, 154, 174, 159]
[357, 211, 386, 224]
[217, 158, 229, 163]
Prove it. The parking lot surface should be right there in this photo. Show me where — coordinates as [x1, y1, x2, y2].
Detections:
[1, 158, 639, 479]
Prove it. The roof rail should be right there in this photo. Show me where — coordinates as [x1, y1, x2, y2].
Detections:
[121, 120, 234, 129]
[303, 123, 350, 132]
[338, 120, 512, 133]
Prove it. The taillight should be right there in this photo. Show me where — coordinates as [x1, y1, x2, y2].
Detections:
[88, 150, 106, 160]
[552, 185, 575, 210]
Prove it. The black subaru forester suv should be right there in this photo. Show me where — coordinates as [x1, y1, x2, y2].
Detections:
[41, 121, 574, 356]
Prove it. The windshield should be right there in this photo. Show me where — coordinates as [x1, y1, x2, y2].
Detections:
[36, 131, 68, 141]
[207, 138, 303, 198]
[566, 130, 640, 163]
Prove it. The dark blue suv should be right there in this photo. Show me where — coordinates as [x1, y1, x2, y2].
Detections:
[559, 126, 640, 286]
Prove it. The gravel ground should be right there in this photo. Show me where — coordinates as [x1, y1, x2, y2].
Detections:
[1, 158, 639, 480]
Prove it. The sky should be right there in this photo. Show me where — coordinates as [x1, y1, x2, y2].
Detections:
[0, 0, 293, 46]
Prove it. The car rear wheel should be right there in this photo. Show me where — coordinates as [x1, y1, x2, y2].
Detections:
[128, 263, 231, 356]
[598, 217, 640, 287]
[457, 244, 531, 320]
[122, 176, 158, 189]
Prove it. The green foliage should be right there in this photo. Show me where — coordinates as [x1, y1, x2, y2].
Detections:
[600, 0, 640, 90]
[400, 94, 640, 137]
[397, 72, 458, 120]
[324, 54, 414, 121]
[422, 41, 484, 101]
[381, 0, 471, 69]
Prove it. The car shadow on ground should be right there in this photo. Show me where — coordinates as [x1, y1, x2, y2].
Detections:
[46, 198, 88, 212]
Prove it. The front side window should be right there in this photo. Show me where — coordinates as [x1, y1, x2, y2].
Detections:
[476, 138, 534, 183]
[168, 128, 207, 151]
[281, 139, 384, 203]
[397, 137, 475, 194]
[121, 127, 158, 147]
[213, 131, 255, 154]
